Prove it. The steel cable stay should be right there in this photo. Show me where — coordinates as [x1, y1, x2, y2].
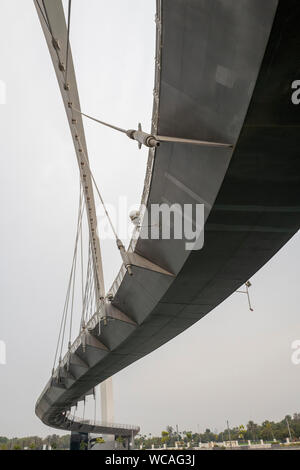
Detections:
[36, 1, 64, 71]
[94, 386, 97, 424]
[52, 184, 85, 375]
[64, 0, 72, 86]
[71, 104, 233, 149]
[83, 255, 94, 326]
[41, 0, 53, 34]
[70, 187, 85, 340]
[80, 245, 92, 331]
[87, 273, 96, 323]
[80, 211, 84, 307]
[80, 247, 90, 330]
[76, 238, 98, 340]
[59, 189, 84, 360]
[80, 240, 98, 329]
[35, 0, 51, 33]
[74, 136, 134, 276]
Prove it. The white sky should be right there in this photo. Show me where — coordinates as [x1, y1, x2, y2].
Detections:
[0, 0, 300, 439]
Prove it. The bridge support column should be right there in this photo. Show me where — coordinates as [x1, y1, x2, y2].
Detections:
[70, 431, 89, 450]
[101, 377, 115, 447]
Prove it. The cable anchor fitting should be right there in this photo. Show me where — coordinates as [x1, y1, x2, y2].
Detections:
[116, 239, 133, 276]
[52, 38, 61, 51]
[126, 123, 160, 149]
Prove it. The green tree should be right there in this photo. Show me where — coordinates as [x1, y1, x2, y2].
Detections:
[238, 425, 246, 441]
[261, 421, 275, 441]
[80, 440, 88, 450]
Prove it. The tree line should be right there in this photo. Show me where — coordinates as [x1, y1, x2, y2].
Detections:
[134, 413, 300, 449]
[0, 434, 70, 450]
[1, 412, 300, 450]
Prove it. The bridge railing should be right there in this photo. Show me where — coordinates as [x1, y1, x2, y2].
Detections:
[67, 414, 140, 431]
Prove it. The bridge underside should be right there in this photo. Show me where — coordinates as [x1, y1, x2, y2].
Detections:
[35, 0, 300, 434]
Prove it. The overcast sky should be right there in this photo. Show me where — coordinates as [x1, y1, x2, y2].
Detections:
[0, 0, 300, 439]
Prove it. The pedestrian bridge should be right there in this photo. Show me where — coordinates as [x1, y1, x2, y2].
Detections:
[34, 0, 300, 437]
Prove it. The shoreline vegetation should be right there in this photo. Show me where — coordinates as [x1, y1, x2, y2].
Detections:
[1, 412, 300, 450]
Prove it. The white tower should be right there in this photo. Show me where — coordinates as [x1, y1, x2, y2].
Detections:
[101, 377, 114, 445]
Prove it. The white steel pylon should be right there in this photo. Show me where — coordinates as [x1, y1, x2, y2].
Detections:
[101, 377, 114, 423]
[100, 377, 114, 444]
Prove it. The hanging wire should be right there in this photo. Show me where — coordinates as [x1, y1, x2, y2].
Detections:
[88, 279, 96, 321]
[76, 135, 120, 242]
[84, 271, 93, 325]
[83, 252, 92, 326]
[72, 106, 127, 135]
[36, 1, 71, 83]
[83, 397, 86, 421]
[68, 189, 83, 347]
[76, 140, 133, 275]
[94, 387, 97, 424]
[41, 0, 53, 33]
[36, 0, 51, 33]
[52, 184, 85, 374]
[79, 242, 97, 332]
[65, 0, 72, 86]
[59, 192, 84, 361]
[80, 248, 91, 329]
[80, 213, 84, 307]
[236, 281, 254, 311]
[71, 104, 232, 149]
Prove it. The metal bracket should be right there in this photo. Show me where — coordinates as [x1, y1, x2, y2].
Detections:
[120, 250, 174, 277]
[126, 123, 160, 149]
[236, 281, 254, 311]
[103, 303, 137, 326]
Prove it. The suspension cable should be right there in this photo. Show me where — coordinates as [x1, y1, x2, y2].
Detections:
[36, 0, 51, 34]
[76, 136, 120, 241]
[72, 106, 127, 135]
[52, 185, 85, 374]
[94, 387, 97, 424]
[83, 397, 86, 421]
[80, 243, 93, 331]
[60, 193, 84, 360]
[68, 187, 83, 347]
[52, 254, 75, 374]
[65, 0, 72, 86]
[80, 213, 84, 307]
[82, 247, 91, 327]
[71, 105, 232, 149]
[76, 137, 134, 275]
